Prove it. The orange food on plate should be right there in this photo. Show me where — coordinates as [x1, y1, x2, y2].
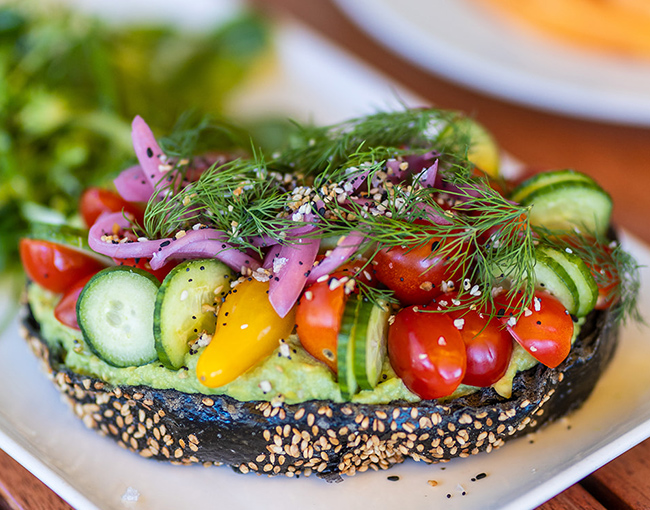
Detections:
[476, 0, 650, 59]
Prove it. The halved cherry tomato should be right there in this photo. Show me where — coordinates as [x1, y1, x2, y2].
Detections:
[445, 299, 513, 387]
[112, 257, 177, 283]
[295, 277, 347, 372]
[19, 239, 108, 294]
[373, 225, 469, 305]
[387, 304, 466, 399]
[54, 274, 95, 329]
[80, 187, 144, 227]
[495, 291, 574, 368]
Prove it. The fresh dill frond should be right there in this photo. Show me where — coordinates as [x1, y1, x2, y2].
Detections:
[276, 108, 474, 175]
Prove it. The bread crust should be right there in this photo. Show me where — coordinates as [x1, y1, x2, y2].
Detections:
[19, 304, 618, 479]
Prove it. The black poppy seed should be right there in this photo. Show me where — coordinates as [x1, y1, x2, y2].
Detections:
[188, 279, 193, 282]
[146, 147, 154, 158]
[471, 478, 476, 482]
[431, 241, 440, 251]
[536, 320, 542, 325]
[224, 275, 229, 279]
[274, 277, 280, 282]
[245, 260, 250, 264]
[497, 308, 505, 317]
[150, 174, 155, 179]
[540, 282, 545, 287]
[387, 475, 400, 482]
[233, 289, 237, 293]
[298, 261, 304, 265]
[186, 267, 190, 272]
[446, 494, 452, 499]
[193, 329, 198, 333]
[476, 473, 487, 480]
[304, 272, 310, 277]
[222, 244, 227, 249]
[400, 277, 404, 282]
[160, 240, 171, 247]
[200, 266, 205, 271]
[462, 492, 467, 496]
[223, 323, 227, 326]
[141, 180, 146, 185]
[225, 312, 229, 316]
[247, 277, 253, 282]
[192, 316, 196, 320]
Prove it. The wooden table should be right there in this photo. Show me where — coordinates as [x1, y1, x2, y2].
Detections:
[3, 1, 650, 508]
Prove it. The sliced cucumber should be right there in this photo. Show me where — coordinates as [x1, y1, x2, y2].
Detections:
[510, 169, 594, 204]
[523, 181, 612, 235]
[337, 296, 362, 400]
[154, 259, 234, 370]
[353, 300, 390, 391]
[537, 245, 598, 317]
[533, 249, 579, 314]
[77, 266, 160, 368]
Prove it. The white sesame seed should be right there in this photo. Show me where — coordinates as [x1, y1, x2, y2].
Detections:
[507, 316, 517, 327]
[241, 324, 249, 330]
[180, 290, 188, 301]
[438, 336, 447, 346]
[453, 318, 465, 330]
[259, 380, 272, 393]
[530, 346, 538, 352]
[279, 343, 291, 358]
[316, 274, 330, 283]
[534, 297, 542, 312]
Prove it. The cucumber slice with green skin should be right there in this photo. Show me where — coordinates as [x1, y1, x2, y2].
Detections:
[533, 250, 580, 315]
[77, 266, 160, 368]
[510, 169, 595, 204]
[154, 259, 234, 370]
[353, 300, 390, 391]
[537, 245, 598, 317]
[522, 181, 612, 236]
[337, 296, 362, 400]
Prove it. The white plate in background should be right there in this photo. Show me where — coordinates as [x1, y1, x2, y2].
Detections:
[334, 0, 650, 126]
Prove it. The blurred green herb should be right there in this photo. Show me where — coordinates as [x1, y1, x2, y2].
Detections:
[0, 0, 271, 276]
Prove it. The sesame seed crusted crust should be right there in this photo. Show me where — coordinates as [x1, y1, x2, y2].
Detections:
[19, 305, 618, 479]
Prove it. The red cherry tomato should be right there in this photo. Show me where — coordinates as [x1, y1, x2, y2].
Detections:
[80, 187, 144, 227]
[446, 301, 513, 387]
[295, 277, 347, 372]
[387, 305, 466, 399]
[112, 257, 177, 283]
[495, 291, 574, 368]
[373, 233, 469, 305]
[54, 274, 95, 329]
[19, 239, 108, 294]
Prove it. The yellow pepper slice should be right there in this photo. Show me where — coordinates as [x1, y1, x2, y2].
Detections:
[196, 279, 296, 388]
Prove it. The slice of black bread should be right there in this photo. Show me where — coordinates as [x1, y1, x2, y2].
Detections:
[19, 302, 618, 479]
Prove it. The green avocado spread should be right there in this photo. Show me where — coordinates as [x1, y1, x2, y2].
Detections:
[27, 284, 580, 405]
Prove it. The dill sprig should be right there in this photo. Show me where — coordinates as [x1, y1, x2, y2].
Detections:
[276, 108, 474, 175]
[301, 154, 536, 313]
